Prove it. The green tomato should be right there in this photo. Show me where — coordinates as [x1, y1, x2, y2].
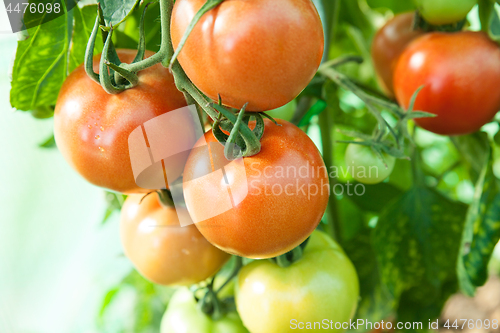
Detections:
[235, 230, 359, 333]
[161, 288, 249, 333]
[344, 144, 396, 185]
[265, 100, 297, 122]
[413, 0, 478, 25]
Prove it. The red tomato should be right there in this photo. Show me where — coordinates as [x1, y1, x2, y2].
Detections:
[182, 119, 329, 259]
[393, 32, 500, 135]
[170, 0, 324, 111]
[120, 194, 231, 286]
[54, 49, 192, 193]
[371, 12, 425, 96]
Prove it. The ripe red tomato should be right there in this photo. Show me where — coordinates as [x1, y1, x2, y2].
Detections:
[183, 119, 329, 259]
[371, 12, 425, 97]
[54, 49, 192, 194]
[170, 0, 324, 111]
[394, 32, 500, 135]
[120, 193, 231, 286]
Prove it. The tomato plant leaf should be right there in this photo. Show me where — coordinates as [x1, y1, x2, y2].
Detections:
[373, 187, 467, 298]
[344, 228, 395, 331]
[98, 0, 141, 26]
[69, 5, 103, 72]
[457, 149, 500, 296]
[38, 134, 56, 148]
[348, 182, 403, 213]
[298, 100, 327, 127]
[10, 6, 74, 112]
[102, 192, 126, 225]
[10, 4, 103, 113]
[451, 132, 490, 183]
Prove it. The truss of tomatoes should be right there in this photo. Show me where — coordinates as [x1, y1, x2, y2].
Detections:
[372, 7, 500, 136]
[53, 0, 360, 332]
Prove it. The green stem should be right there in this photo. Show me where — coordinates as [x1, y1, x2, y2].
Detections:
[169, 0, 225, 69]
[319, 107, 341, 242]
[122, 0, 173, 73]
[317, 0, 342, 243]
[478, 0, 495, 34]
[84, 15, 100, 84]
[411, 132, 425, 187]
[216, 256, 243, 294]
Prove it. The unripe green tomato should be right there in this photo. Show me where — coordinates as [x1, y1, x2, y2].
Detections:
[265, 100, 297, 122]
[235, 230, 359, 333]
[413, 0, 478, 25]
[345, 144, 396, 185]
[161, 288, 249, 333]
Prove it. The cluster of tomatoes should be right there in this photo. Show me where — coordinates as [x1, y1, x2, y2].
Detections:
[372, 0, 500, 136]
[52, 0, 361, 332]
[342, 0, 500, 187]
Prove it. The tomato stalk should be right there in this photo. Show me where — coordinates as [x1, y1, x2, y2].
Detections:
[270, 237, 310, 267]
[84, 0, 263, 158]
[478, 0, 496, 35]
[155, 0, 262, 158]
[196, 256, 243, 320]
[167, 0, 226, 70]
[319, 98, 342, 243]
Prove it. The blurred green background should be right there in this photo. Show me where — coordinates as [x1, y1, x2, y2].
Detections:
[0, 33, 132, 333]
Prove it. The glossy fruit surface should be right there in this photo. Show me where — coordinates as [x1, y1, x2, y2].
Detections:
[183, 119, 329, 259]
[413, 0, 478, 25]
[54, 49, 192, 193]
[171, 0, 324, 111]
[345, 144, 396, 184]
[235, 230, 359, 333]
[371, 12, 425, 96]
[120, 194, 230, 286]
[161, 288, 249, 333]
[394, 32, 500, 135]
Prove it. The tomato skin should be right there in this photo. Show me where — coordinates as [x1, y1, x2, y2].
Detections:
[394, 32, 500, 135]
[235, 230, 359, 333]
[161, 288, 249, 333]
[183, 119, 329, 259]
[54, 49, 191, 194]
[171, 0, 324, 111]
[120, 194, 230, 286]
[413, 0, 478, 25]
[371, 12, 425, 96]
[345, 144, 395, 185]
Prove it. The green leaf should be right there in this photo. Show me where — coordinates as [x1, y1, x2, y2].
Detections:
[69, 5, 104, 72]
[373, 187, 467, 298]
[31, 105, 54, 119]
[98, 286, 121, 319]
[451, 132, 490, 183]
[298, 100, 327, 126]
[344, 228, 395, 331]
[98, 269, 173, 332]
[457, 149, 500, 296]
[38, 134, 56, 148]
[366, 0, 416, 13]
[10, 5, 74, 112]
[348, 182, 403, 213]
[10, 4, 104, 114]
[102, 191, 126, 225]
[98, 0, 141, 26]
